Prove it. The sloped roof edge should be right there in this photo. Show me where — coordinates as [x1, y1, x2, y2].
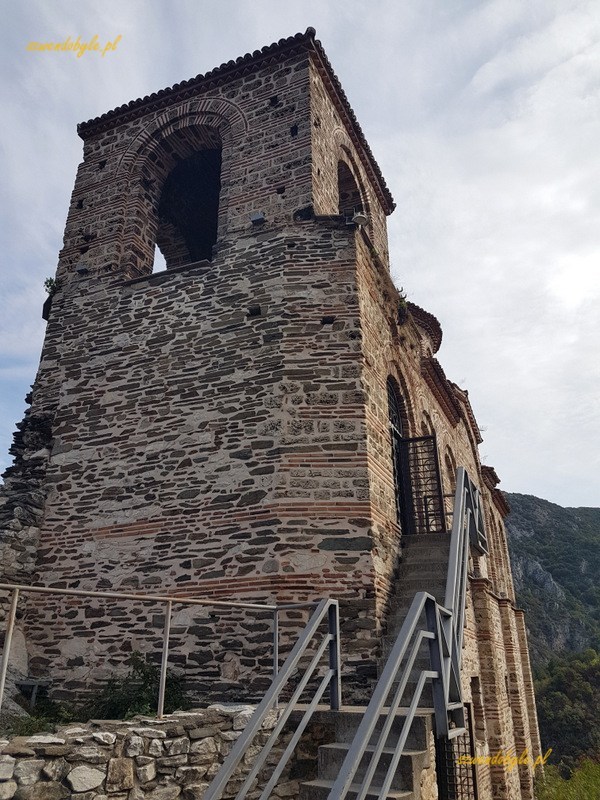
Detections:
[77, 28, 395, 213]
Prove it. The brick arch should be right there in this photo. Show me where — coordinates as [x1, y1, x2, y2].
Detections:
[117, 98, 248, 174]
[384, 367, 416, 438]
[332, 128, 374, 219]
[117, 99, 248, 278]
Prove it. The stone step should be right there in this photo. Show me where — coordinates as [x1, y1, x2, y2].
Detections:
[401, 538, 451, 554]
[389, 582, 447, 605]
[331, 708, 432, 752]
[299, 779, 413, 800]
[318, 743, 428, 791]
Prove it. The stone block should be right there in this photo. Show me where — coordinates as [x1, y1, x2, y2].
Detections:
[165, 737, 189, 756]
[0, 755, 15, 780]
[92, 732, 116, 746]
[136, 760, 157, 783]
[66, 765, 105, 792]
[41, 758, 69, 782]
[181, 785, 209, 800]
[145, 787, 181, 800]
[15, 782, 70, 800]
[106, 758, 134, 792]
[14, 759, 45, 786]
[0, 782, 16, 800]
[124, 735, 145, 757]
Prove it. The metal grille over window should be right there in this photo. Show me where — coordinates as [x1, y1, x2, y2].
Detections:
[435, 704, 479, 799]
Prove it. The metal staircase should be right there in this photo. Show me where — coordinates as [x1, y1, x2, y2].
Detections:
[203, 467, 487, 800]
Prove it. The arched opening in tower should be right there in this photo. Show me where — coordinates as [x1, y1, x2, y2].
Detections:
[337, 161, 364, 218]
[156, 147, 222, 267]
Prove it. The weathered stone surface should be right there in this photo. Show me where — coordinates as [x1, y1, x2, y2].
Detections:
[14, 759, 44, 786]
[106, 758, 134, 791]
[175, 766, 208, 784]
[232, 710, 254, 732]
[66, 745, 109, 764]
[41, 758, 68, 782]
[132, 729, 166, 739]
[189, 739, 217, 760]
[0, 755, 15, 780]
[66, 764, 105, 792]
[136, 759, 156, 783]
[182, 786, 209, 800]
[25, 736, 65, 746]
[15, 781, 70, 800]
[92, 732, 116, 746]
[187, 727, 216, 740]
[148, 738, 164, 757]
[124, 734, 144, 757]
[156, 754, 187, 769]
[1, 740, 34, 757]
[145, 787, 181, 800]
[0, 781, 16, 800]
[165, 737, 189, 756]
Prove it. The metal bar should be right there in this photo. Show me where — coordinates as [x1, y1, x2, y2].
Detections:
[427, 601, 449, 738]
[272, 611, 279, 682]
[328, 600, 341, 711]
[0, 588, 20, 715]
[378, 670, 437, 799]
[233, 632, 334, 800]
[157, 599, 172, 719]
[204, 598, 333, 800]
[351, 630, 436, 800]
[258, 669, 334, 800]
[0, 582, 276, 611]
[270, 602, 321, 611]
[328, 592, 431, 800]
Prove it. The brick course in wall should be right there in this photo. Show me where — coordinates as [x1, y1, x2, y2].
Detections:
[0, 29, 541, 800]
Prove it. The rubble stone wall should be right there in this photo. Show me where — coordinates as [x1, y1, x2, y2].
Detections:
[0, 705, 328, 800]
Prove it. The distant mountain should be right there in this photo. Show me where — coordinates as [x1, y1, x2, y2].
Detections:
[503, 493, 600, 668]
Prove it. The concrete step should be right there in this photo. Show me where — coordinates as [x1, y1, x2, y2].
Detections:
[318, 743, 429, 791]
[299, 779, 413, 800]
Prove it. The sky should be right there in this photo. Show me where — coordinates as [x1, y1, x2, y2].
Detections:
[0, 0, 598, 508]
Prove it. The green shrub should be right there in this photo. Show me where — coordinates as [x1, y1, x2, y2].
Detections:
[536, 761, 600, 800]
[0, 652, 190, 734]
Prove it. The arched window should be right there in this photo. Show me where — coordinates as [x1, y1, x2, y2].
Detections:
[337, 161, 364, 218]
[387, 377, 413, 533]
[444, 447, 457, 491]
[126, 124, 224, 277]
[421, 411, 434, 437]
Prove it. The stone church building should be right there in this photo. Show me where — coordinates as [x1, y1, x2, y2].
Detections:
[0, 28, 540, 800]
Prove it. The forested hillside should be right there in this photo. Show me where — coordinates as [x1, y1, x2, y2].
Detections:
[504, 493, 600, 666]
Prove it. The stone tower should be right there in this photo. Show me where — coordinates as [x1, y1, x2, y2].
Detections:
[1, 29, 540, 799]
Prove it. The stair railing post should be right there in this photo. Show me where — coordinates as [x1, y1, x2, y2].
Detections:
[157, 599, 172, 719]
[0, 588, 20, 715]
[328, 601, 342, 710]
[272, 609, 279, 708]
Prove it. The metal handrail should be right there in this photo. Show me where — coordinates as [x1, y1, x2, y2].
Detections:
[204, 598, 341, 800]
[0, 582, 320, 718]
[328, 466, 487, 799]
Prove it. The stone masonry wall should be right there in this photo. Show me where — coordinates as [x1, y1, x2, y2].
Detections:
[0, 705, 330, 800]
[21, 222, 383, 697]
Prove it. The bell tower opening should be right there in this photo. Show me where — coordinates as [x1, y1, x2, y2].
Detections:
[156, 148, 222, 268]
[337, 160, 364, 218]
